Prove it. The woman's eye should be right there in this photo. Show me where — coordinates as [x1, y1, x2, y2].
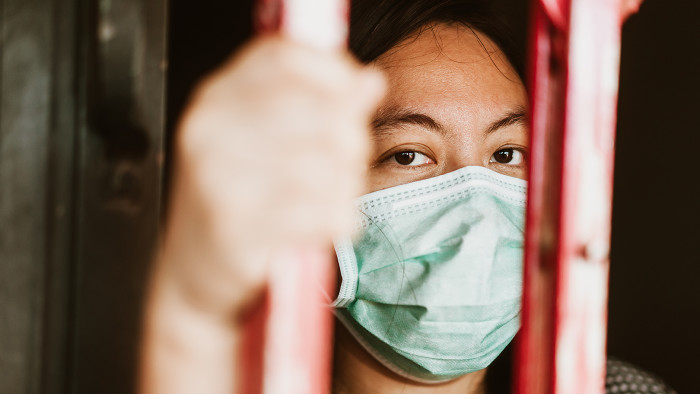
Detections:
[490, 148, 524, 165]
[390, 151, 434, 166]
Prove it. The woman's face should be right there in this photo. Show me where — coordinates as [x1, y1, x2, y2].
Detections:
[365, 23, 529, 193]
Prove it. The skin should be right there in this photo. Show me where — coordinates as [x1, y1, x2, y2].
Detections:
[332, 23, 528, 394]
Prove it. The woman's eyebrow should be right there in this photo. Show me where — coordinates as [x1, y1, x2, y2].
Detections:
[371, 107, 448, 137]
[483, 107, 528, 135]
[370, 106, 528, 137]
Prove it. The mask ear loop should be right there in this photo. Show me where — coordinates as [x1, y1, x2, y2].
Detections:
[319, 282, 334, 305]
[331, 238, 357, 308]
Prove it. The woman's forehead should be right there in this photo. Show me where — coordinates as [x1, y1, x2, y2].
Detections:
[375, 23, 505, 67]
[371, 23, 527, 132]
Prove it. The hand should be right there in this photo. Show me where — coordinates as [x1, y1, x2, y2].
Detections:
[158, 36, 386, 318]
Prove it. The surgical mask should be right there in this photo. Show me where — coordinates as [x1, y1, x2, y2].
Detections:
[333, 166, 527, 383]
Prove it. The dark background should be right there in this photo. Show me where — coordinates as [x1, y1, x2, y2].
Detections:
[608, 1, 700, 392]
[167, 0, 700, 392]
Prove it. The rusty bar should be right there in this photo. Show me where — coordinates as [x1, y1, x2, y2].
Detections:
[516, 0, 638, 393]
[241, 1, 348, 394]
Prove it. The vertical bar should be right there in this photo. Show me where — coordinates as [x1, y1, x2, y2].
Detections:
[0, 0, 53, 391]
[516, 1, 568, 391]
[262, 250, 336, 394]
[554, 2, 622, 392]
[42, 0, 80, 392]
[70, 0, 168, 392]
[242, 1, 347, 393]
[517, 0, 635, 393]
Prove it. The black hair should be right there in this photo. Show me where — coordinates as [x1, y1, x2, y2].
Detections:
[349, 0, 523, 77]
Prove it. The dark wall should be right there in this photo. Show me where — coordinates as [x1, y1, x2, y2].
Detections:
[608, 1, 700, 393]
[165, 0, 253, 201]
[167, 0, 252, 136]
[0, 0, 168, 392]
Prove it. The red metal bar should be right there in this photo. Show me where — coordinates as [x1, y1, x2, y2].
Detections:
[240, 1, 348, 394]
[516, 0, 640, 393]
[255, 0, 348, 50]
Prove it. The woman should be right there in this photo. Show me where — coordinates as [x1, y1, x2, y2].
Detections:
[141, 1, 527, 393]
[140, 1, 672, 393]
[332, 2, 527, 392]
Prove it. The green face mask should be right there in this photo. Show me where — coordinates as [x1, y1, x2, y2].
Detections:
[333, 166, 527, 383]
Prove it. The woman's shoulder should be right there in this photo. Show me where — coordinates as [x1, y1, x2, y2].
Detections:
[605, 358, 677, 394]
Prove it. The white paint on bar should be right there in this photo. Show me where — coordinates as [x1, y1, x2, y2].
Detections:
[282, 0, 347, 50]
